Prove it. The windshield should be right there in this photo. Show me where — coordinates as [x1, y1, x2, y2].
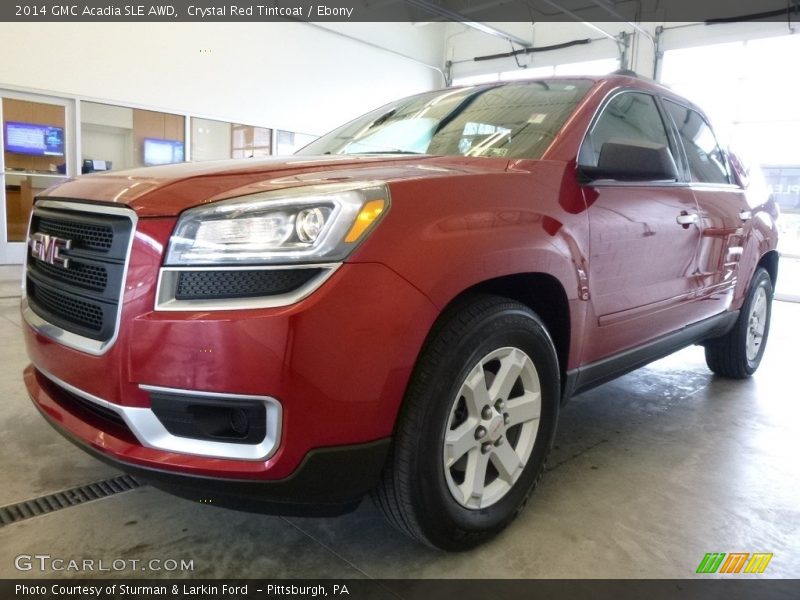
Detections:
[298, 79, 594, 160]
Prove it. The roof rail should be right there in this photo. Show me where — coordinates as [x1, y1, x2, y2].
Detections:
[611, 68, 639, 77]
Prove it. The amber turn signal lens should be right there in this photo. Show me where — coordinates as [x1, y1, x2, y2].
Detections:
[344, 199, 385, 243]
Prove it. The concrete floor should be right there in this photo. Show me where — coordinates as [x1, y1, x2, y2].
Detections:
[1, 263, 799, 579]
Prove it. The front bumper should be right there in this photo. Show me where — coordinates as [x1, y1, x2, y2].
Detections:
[23, 215, 438, 503]
[28, 364, 390, 514]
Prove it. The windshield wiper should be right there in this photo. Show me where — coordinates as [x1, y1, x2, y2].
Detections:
[367, 108, 397, 130]
[432, 86, 497, 136]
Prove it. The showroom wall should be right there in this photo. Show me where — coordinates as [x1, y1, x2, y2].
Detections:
[0, 22, 444, 135]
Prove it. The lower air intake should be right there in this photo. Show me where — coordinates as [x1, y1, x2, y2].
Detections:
[174, 268, 323, 300]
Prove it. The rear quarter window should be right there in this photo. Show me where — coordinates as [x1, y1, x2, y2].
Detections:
[663, 100, 731, 185]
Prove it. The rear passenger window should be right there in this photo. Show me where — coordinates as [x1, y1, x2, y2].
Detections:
[579, 92, 672, 168]
[663, 100, 731, 185]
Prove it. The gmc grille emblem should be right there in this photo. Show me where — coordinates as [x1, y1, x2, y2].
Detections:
[29, 232, 72, 269]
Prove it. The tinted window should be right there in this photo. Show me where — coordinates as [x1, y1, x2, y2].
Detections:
[663, 100, 730, 184]
[579, 92, 673, 167]
[298, 79, 594, 160]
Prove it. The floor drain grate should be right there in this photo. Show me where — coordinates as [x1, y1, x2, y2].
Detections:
[0, 474, 141, 527]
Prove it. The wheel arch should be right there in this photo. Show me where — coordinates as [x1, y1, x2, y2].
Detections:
[757, 249, 779, 289]
[432, 272, 571, 394]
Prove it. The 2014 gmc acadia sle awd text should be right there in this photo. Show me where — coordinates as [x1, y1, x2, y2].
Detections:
[22, 73, 778, 550]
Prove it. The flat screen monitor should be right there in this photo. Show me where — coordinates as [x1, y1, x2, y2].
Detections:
[4, 121, 65, 157]
[82, 159, 112, 174]
[143, 138, 184, 166]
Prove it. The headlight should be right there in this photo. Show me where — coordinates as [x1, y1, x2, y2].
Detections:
[165, 183, 388, 265]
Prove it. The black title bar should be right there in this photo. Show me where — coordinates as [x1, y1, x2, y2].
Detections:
[1, 0, 799, 22]
[3, 579, 800, 600]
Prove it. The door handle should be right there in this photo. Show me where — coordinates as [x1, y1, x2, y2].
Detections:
[676, 212, 699, 227]
[739, 210, 752, 221]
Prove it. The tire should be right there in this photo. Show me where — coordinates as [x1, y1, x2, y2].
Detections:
[704, 267, 773, 379]
[372, 294, 560, 551]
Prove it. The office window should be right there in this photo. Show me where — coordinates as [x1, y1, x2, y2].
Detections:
[134, 109, 185, 167]
[3, 98, 69, 242]
[81, 102, 185, 171]
[231, 124, 272, 158]
[191, 118, 231, 161]
[275, 130, 317, 155]
[80, 102, 133, 172]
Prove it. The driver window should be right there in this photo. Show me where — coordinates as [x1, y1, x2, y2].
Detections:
[579, 92, 673, 168]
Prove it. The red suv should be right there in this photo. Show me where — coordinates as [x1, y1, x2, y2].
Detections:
[22, 73, 778, 550]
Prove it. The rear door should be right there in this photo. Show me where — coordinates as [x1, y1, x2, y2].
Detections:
[662, 99, 749, 316]
[578, 90, 705, 362]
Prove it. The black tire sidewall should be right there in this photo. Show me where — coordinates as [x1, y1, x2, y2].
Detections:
[410, 306, 560, 549]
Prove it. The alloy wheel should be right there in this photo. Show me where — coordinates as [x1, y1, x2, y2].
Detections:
[442, 346, 541, 509]
[746, 286, 768, 362]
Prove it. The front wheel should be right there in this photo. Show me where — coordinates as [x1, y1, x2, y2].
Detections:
[705, 267, 774, 378]
[372, 295, 560, 550]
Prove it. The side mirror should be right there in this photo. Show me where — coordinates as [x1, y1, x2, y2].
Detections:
[578, 138, 679, 183]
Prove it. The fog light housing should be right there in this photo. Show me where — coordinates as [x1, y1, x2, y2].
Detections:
[229, 408, 250, 436]
[149, 392, 267, 445]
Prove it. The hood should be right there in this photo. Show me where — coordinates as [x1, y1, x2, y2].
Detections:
[39, 155, 512, 217]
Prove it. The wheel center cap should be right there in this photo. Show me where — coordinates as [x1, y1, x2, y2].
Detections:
[488, 415, 504, 440]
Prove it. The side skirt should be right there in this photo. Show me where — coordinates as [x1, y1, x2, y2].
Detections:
[562, 310, 739, 402]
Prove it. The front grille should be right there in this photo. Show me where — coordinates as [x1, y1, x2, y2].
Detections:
[38, 218, 114, 252]
[28, 280, 104, 333]
[32, 259, 108, 292]
[25, 202, 134, 344]
[175, 268, 322, 300]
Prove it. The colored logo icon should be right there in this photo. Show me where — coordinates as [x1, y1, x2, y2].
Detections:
[696, 553, 773, 574]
